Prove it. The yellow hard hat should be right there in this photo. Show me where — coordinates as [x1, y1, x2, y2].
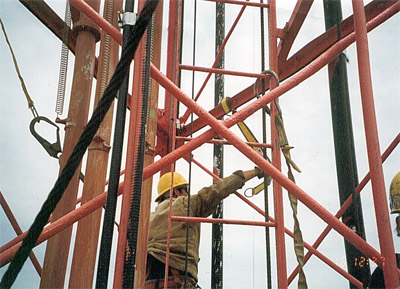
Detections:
[156, 172, 188, 202]
[389, 171, 400, 214]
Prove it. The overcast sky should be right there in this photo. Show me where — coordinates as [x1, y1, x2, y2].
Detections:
[1, 0, 399, 288]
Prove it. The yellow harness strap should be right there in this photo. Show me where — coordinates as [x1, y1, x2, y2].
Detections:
[221, 98, 271, 196]
[274, 112, 307, 289]
[1, 18, 37, 117]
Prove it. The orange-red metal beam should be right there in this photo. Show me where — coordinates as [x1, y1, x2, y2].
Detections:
[280, 0, 399, 79]
[179, 1, 248, 124]
[171, 216, 274, 227]
[176, 136, 273, 149]
[268, 0, 287, 287]
[187, 155, 363, 288]
[67, 0, 121, 287]
[288, 132, 400, 285]
[203, 0, 269, 8]
[277, 0, 314, 65]
[148, 33, 390, 265]
[179, 64, 273, 79]
[113, 0, 163, 287]
[180, 0, 398, 137]
[19, 0, 76, 51]
[0, 192, 42, 276]
[351, 0, 399, 287]
[39, 2, 100, 287]
[0, 183, 124, 267]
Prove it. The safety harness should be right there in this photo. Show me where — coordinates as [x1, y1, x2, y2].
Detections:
[145, 255, 200, 289]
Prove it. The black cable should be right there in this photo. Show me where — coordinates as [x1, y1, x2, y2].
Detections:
[94, 0, 135, 286]
[121, 5, 153, 288]
[260, 1, 272, 288]
[0, 1, 159, 288]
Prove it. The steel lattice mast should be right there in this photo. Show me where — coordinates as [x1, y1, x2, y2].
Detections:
[1, 1, 399, 288]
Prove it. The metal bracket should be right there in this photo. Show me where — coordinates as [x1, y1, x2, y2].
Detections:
[176, 119, 182, 130]
[118, 12, 137, 27]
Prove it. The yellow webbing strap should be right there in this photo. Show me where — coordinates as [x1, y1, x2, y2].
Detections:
[1, 18, 38, 117]
[244, 182, 264, 197]
[221, 97, 260, 150]
[275, 112, 307, 289]
[221, 98, 271, 196]
[221, 97, 231, 115]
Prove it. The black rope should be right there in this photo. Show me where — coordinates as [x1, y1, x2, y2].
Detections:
[121, 5, 153, 288]
[0, 1, 159, 288]
[94, 0, 134, 286]
[259, 1, 272, 288]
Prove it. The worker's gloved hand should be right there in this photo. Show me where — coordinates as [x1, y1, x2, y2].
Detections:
[255, 166, 265, 179]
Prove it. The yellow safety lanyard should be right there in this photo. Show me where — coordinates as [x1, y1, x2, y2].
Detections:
[221, 97, 271, 197]
[221, 78, 307, 288]
[1, 18, 62, 159]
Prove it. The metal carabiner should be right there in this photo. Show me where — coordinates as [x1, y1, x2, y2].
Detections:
[253, 69, 281, 115]
[29, 116, 62, 158]
[244, 187, 256, 198]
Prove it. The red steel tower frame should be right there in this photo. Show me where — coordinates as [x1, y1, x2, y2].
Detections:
[1, 0, 399, 288]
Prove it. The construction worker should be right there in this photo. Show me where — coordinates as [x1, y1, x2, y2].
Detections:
[368, 171, 400, 288]
[145, 167, 264, 288]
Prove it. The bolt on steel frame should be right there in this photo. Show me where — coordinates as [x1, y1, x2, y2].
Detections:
[1, 0, 399, 288]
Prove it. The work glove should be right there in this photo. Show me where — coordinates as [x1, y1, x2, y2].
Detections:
[255, 166, 265, 179]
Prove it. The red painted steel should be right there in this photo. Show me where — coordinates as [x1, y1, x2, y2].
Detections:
[203, 0, 269, 8]
[39, 2, 100, 286]
[180, 1, 399, 137]
[268, 0, 288, 287]
[133, 2, 164, 287]
[351, 1, 399, 287]
[179, 64, 272, 79]
[149, 52, 387, 267]
[161, 0, 181, 157]
[176, 136, 273, 149]
[171, 216, 275, 227]
[179, 2, 248, 124]
[281, 0, 399, 80]
[288, 133, 400, 285]
[189, 156, 363, 288]
[277, 0, 314, 65]
[0, 192, 42, 276]
[162, 3, 183, 285]
[69, 0, 122, 44]
[0, 183, 124, 267]
[68, 1, 120, 288]
[3, 1, 398, 287]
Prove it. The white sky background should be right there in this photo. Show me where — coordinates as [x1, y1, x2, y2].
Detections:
[0, 0, 399, 288]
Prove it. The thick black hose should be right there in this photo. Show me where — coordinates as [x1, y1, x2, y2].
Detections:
[121, 8, 153, 289]
[94, 0, 134, 286]
[259, 2, 272, 288]
[0, 1, 159, 288]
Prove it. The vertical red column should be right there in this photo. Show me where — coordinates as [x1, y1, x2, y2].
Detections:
[113, 1, 163, 288]
[164, 0, 182, 157]
[68, 0, 121, 288]
[351, 1, 399, 288]
[39, 2, 100, 288]
[269, 0, 287, 288]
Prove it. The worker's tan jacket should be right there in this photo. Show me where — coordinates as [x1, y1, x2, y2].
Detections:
[147, 171, 245, 281]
